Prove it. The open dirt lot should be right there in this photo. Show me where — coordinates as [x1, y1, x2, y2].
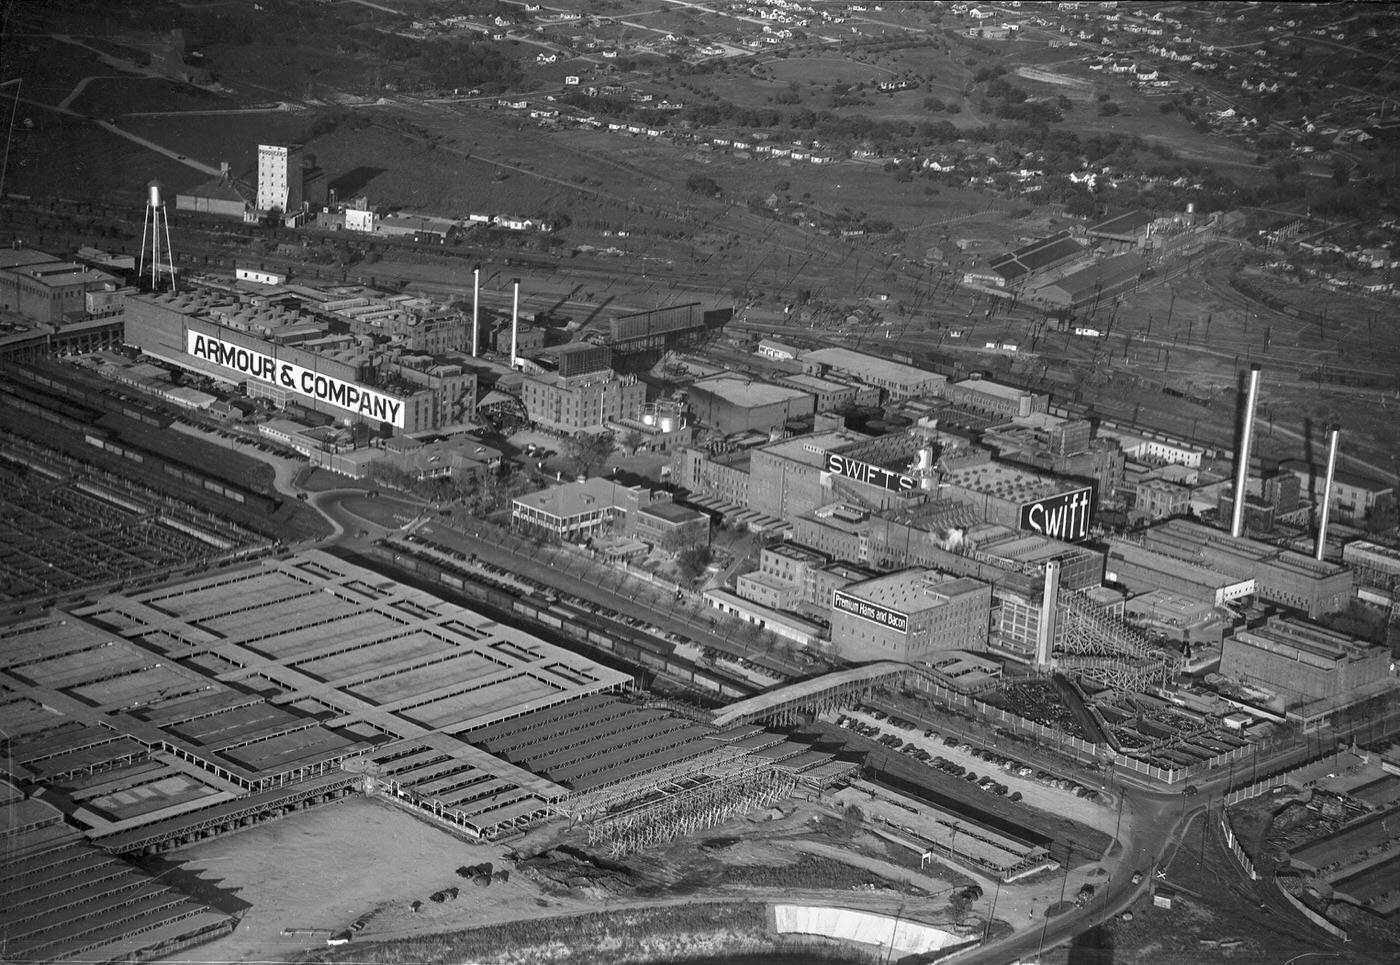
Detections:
[157, 796, 553, 964]
[159, 792, 992, 965]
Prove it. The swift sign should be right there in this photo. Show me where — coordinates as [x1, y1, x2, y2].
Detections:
[832, 590, 908, 633]
[824, 452, 918, 493]
[1019, 486, 1094, 542]
[186, 331, 405, 427]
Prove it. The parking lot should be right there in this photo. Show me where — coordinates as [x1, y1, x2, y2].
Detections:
[835, 708, 1120, 838]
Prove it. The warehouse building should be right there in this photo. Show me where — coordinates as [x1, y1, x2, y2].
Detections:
[687, 375, 815, 435]
[800, 347, 946, 402]
[122, 288, 475, 433]
[776, 372, 879, 413]
[0, 250, 122, 323]
[1085, 209, 1155, 253]
[961, 231, 1086, 294]
[1104, 537, 1255, 606]
[1137, 519, 1353, 619]
[829, 569, 991, 662]
[1030, 253, 1146, 309]
[1220, 618, 1391, 710]
[943, 379, 1050, 420]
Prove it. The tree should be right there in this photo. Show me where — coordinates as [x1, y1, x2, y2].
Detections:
[840, 803, 864, 838]
[685, 175, 721, 197]
[621, 428, 644, 454]
[677, 544, 713, 582]
[1331, 156, 1351, 187]
[562, 431, 615, 477]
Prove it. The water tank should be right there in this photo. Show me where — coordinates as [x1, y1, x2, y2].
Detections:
[658, 414, 676, 433]
[147, 179, 163, 208]
[642, 406, 656, 427]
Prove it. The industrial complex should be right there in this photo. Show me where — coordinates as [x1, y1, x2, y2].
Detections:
[2, 27, 1400, 956]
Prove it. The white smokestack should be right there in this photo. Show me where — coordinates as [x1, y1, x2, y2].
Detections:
[1036, 560, 1060, 667]
[1315, 424, 1340, 561]
[471, 265, 480, 358]
[1230, 364, 1262, 539]
[510, 277, 520, 368]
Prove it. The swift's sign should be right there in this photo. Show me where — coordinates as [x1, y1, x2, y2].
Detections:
[1019, 486, 1094, 542]
[824, 452, 917, 493]
[186, 331, 404, 427]
[832, 590, 908, 633]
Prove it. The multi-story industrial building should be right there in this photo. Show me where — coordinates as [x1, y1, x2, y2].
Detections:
[1220, 617, 1391, 710]
[1137, 518, 1353, 619]
[775, 372, 879, 413]
[1343, 540, 1400, 593]
[0, 249, 122, 323]
[982, 414, 1125, 503]
[736, 544, 829, 612]
[1104, 537, 1255, 607]
[939, 454, 1096, 542]
[829, 569, 991, 662]
[1279, 459, 1394, 526]
[122, 288, 475, 433]
[520, 369, 646, 433]
[256, 143, 304, 215]
[634, 500, 711, 551]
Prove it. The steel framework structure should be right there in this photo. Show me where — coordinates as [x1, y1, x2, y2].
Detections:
[583, 758, 796, 857]
[1055, 588, 1175, 691]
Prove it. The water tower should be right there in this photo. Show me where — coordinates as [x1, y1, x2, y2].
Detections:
[139, 179, 177, 291]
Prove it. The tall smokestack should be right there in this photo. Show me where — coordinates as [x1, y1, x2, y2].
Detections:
[510, 278, 521, 368]
[1035, 560, 1060, 668]
[1315, 424, 1340, 561]
[471, 265, 480, 358]
[1230, 364, 1262, 538]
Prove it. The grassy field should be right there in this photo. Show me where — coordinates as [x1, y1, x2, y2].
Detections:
[120, 110, 321, 181]
[5, 35, 119, 107]
[3, 112, 204, 200]
[70, 76, 235, 117]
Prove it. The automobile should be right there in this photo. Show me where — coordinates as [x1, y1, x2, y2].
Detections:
[1183, 784, 1199, 796]
[1131, 871, 1143, 885]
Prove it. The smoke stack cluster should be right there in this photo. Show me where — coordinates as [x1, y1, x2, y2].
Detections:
[510, 278, 521, 368]
[471, 266, 480, 358]
[1230, 365, 1262, 539]
[1315, 425, 1340, 561]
